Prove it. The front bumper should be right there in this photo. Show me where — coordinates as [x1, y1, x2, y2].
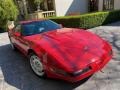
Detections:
[46, 55, 112, 83]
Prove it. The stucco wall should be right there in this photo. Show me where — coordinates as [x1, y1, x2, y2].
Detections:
[98, 0, 120, 11]
[98, 0, 103, 11]
[99, 0, 120, 11]
[114, 0, 120, 10]
[54, 0, 88, 16]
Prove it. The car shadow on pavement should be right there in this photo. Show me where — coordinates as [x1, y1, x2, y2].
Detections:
[0, 44, 91, 90]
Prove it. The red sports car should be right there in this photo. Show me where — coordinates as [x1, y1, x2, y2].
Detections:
[8, 19, 112, 82]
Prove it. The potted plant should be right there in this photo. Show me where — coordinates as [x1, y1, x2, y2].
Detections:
[34, 0, 43, 11]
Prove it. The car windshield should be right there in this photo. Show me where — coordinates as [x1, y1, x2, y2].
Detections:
[22, 20, 61, 36]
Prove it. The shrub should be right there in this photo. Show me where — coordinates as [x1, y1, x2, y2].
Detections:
[49, 10, 120, 29]
[0, 0, 18, 31]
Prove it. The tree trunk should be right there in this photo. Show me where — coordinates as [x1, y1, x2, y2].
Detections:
[22, 0, 28, 19]
[37, 3, 41, 11]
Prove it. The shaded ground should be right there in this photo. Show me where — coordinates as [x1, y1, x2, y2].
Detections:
[0, 21, 120, 90]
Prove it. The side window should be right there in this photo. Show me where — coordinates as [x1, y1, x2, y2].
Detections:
[14, 25, 21, 33]
[103, 0, 114, 10]
[36, 22, 45, 33]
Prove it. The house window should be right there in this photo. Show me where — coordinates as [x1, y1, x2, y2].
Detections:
[41, 0, 54, 11]
[103, 0, 114, 10]
[89, 0, 98, 12]
[47, 0, 54, 10]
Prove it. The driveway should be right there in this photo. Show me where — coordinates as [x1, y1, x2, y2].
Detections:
[0, 22, 120, 90]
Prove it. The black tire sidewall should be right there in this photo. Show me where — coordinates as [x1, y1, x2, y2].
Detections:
[9, 37, 17, 50]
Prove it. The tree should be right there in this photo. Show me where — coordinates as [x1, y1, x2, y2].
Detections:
[0, 0, 18, 30]
[22, 0, 28, 19]
[34, 0, 43, 11]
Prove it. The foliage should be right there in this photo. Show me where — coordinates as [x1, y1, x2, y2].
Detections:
[0, 0, 18, 30]
[34, 0, 44, 11]
[49, 10, 120, 29]
[34, 0, 43, 5]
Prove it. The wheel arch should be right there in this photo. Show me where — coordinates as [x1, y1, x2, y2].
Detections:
[27, 46, 46, 58]
[27, 48, 44, 57]
[28, 49, 36, 55]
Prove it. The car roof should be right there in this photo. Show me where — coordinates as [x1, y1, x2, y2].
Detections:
[20, 19, 47, 24]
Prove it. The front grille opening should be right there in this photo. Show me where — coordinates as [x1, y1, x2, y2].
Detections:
[70, 66, 92, 77]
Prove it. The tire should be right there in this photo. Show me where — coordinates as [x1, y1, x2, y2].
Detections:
[29, 53, 46, 77]
[9, 38, 17, 50]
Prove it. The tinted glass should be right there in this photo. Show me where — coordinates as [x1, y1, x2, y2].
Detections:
[22, 20, 61, 36]
[14, 25, 21, 33]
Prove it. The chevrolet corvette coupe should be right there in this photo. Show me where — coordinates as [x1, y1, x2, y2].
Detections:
[8, 19, 112, 82]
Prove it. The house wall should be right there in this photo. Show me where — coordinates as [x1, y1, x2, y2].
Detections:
[114, 0, 120, 10]
[98, 0, 120, 11]
[98, 0, 103, 11]
[54, 0, 88, 16]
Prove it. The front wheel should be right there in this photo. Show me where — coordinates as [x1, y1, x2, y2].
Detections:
[29, 53, 46, 77]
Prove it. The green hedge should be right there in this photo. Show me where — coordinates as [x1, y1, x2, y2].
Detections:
[0, 0, 18, 32]
[49, 10, 120, 29]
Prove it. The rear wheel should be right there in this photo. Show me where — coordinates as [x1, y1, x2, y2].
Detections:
[29, 53, 46, 77]
[9, 38, 17, 50]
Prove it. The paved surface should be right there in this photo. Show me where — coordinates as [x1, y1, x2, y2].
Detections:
[0, 22, 120, 90]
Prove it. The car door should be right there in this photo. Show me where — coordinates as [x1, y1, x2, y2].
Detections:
[11, 24, 21, 46]
[13, 24, 29, 54]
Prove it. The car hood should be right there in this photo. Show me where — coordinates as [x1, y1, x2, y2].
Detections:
[25, 28, 112, 72]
